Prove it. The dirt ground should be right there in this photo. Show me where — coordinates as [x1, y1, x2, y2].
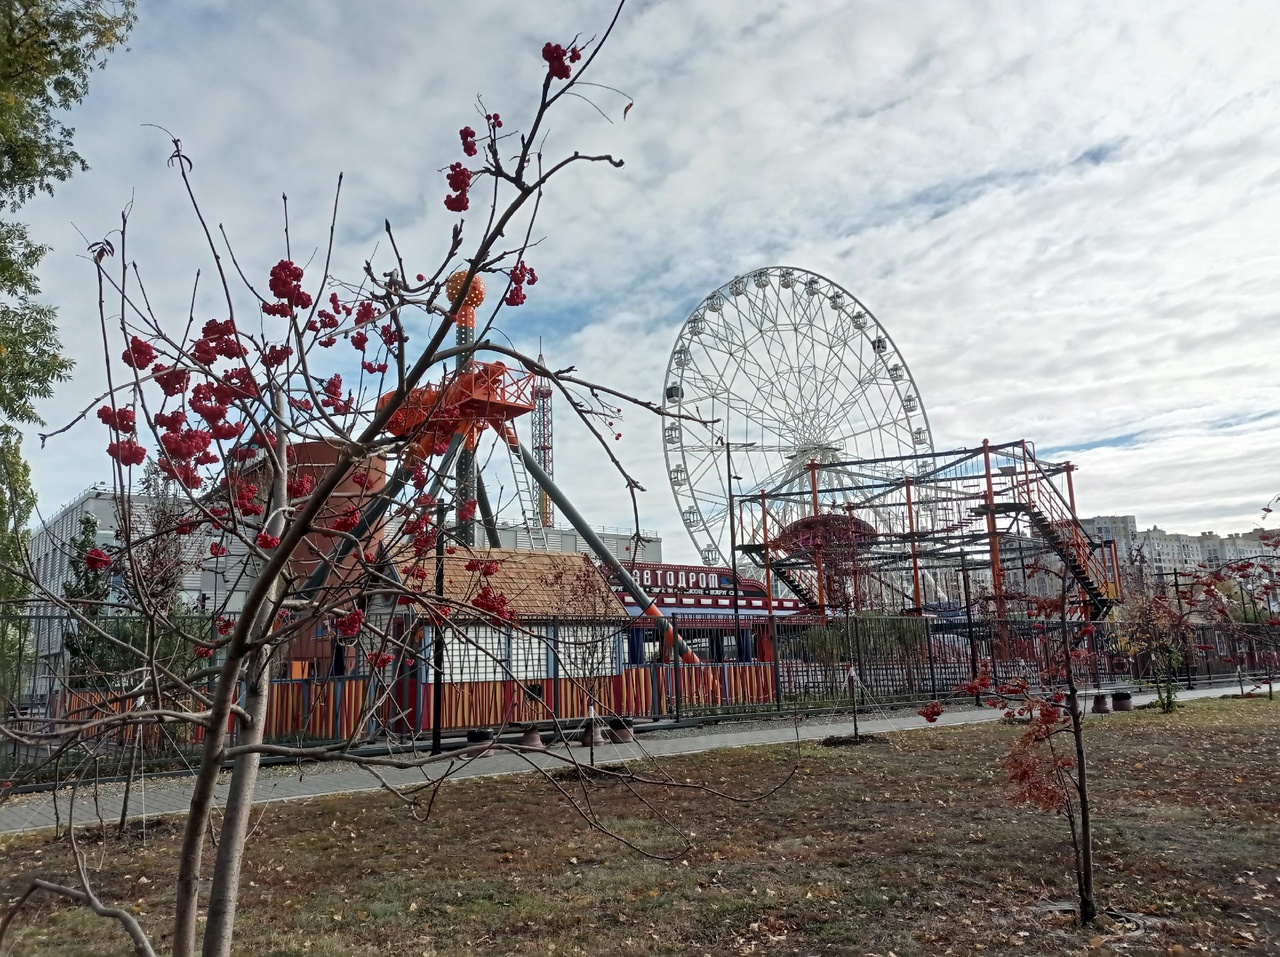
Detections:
[1, 696, 1277, 956]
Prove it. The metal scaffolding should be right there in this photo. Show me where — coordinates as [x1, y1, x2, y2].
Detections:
[737, 439, 1121, 621]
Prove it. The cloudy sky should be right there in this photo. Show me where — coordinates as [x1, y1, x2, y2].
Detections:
[20, 0, 1280, 562]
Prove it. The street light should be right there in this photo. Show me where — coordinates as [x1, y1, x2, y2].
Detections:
[720, 437, 756, 661]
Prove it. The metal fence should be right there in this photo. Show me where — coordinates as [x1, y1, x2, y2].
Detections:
[3, 611, 1277, 783]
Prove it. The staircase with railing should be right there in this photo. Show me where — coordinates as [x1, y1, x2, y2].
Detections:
[975, 458, 1116, 619]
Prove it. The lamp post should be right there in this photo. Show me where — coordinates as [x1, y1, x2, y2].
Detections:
[721, 437, 756, 661]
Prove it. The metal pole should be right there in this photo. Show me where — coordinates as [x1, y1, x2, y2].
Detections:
[515, 440, 699, 663]
[431, 502, 446, 755]
[1174, 570, 1193, 690]
[981, 439, 1007, 620]
[672, 613, 681, 723]
[808, 460, 827, 617]
[729, 495, 739, 664]
[474, 473, 502, 550]
[962, 550, 978, 704]
[723, 438, 754, 660]
[924, 617, 938, 699]
[853, 613, 866, 706]
[760, 491, 782, 712]
[905, 477, 923, 612]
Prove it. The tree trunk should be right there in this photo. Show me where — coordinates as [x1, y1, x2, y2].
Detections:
[171, 653, 247, 957]
[117, 731, 142, 837]
[1062, 578, 1096, 924]
[200, 645, 271, 957]
[174, 386, 289, 957]
[1069, 690, 1097, 924]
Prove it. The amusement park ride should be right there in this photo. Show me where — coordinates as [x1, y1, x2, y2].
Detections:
[659, 266, 1119, 622]
[305, 265, 1119, 673]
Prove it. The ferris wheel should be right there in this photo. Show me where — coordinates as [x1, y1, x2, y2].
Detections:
[662, 266, 934, 568]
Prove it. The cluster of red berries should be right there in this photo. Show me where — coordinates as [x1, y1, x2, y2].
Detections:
[366, 651, 395, 669]
[223, 476, 264, 516]
[189, 383, 227, 424]
[542, 42, 580, 80]
[262, 260, 313, 317]
[331, 506, 362, 533]
[319, 373, 354, 415]
[107, 437, 146, 466]
[256, 532, 281, 549]
[464, 558, 500, 577]
[159, 427, 213, 462]
[191, 318, 248, 364]
[459, 126, 478, 157]
[334, 610, 364, 638]
[219, 366, 260, 401]
[362, 360, 389, 375]
[411, 530, 438, 557]
[287, 473, 315, 499]
[209, 542, 228, 558]
[97, 406, 135, 433]
[194, 645, 214, 659]
[444, 162, 472, 212]
[152, 365, 191, 396]
[403, 512, 432, 536]
[485, 112, 503, 129]
[263, 344, 292, 368]
[473, 584, 516, 623]
[121, 336, 156, 369]
[173, 515, 200, 536]
[504, 259, 538, 307]
[158, 458, 202, 489]
[84, 547, 112, 571]
[458, 499, 478, 523]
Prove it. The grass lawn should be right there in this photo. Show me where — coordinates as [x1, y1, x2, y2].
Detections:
[2, 696, 1278, 955]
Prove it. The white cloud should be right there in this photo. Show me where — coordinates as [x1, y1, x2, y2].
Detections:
[17, 0, 1280, 559]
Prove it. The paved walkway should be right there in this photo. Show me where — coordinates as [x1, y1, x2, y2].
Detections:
[0, 685, 1242, 836]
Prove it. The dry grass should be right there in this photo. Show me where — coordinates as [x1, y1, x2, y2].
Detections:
[2, 696, 1278, 956]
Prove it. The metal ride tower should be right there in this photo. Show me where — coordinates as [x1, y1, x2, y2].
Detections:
[451, 272, 483, 546]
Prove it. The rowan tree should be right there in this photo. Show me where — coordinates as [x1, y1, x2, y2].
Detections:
[0, 9, 759, 955]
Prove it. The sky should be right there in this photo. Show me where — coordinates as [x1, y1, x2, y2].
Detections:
[18, 0, 1280, 563]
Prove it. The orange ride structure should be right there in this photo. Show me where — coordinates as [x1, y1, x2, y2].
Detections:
[302, 270, 699, 664]
[736, 440, 1121, 622]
